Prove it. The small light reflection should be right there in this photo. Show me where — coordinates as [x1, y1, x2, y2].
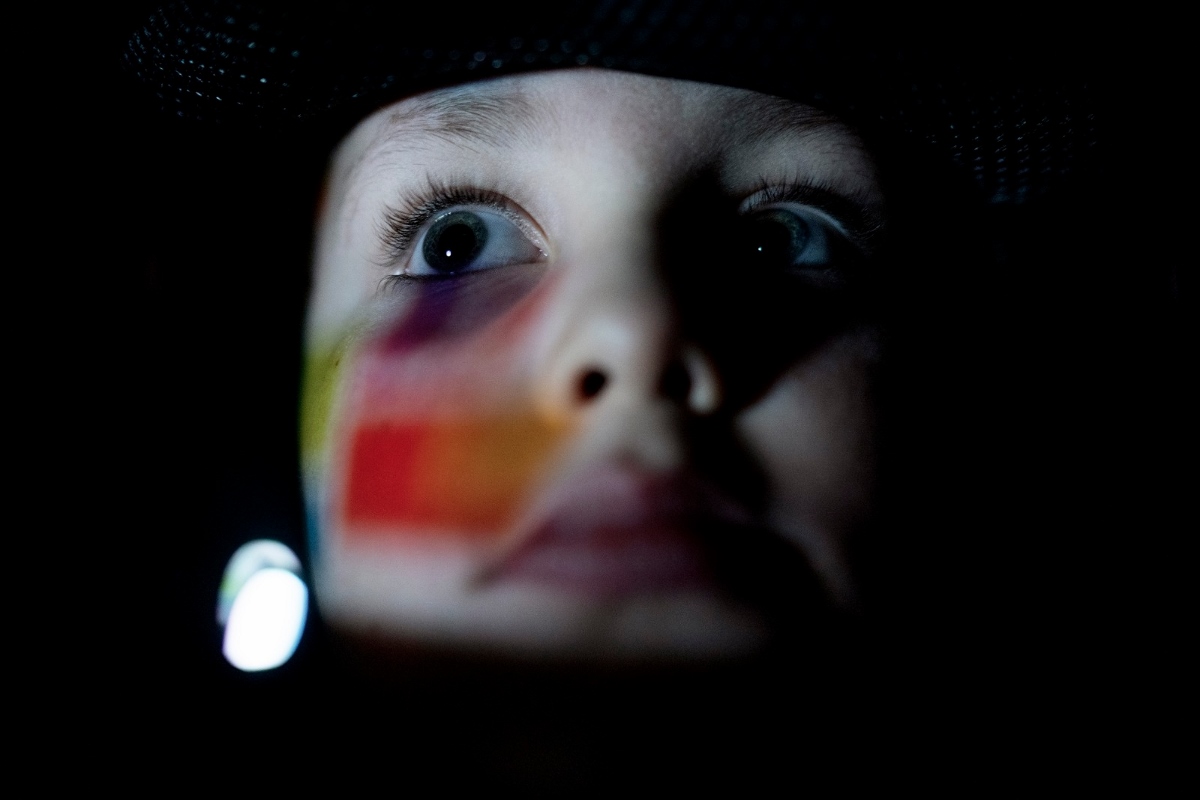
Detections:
[218, 540, 308, 672]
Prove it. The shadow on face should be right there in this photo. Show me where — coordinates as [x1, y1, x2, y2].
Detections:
[303, 68, 887, 665]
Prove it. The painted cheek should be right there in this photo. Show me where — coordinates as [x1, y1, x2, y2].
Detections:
[382, 264, 546, 352]
[327, 271, 569, 544]
[300, 342, 344, 477]
[342, 414, 565, 536]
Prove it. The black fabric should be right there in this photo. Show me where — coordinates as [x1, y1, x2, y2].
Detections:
[125, 0, 1106, 204]
[73, 4, 1181, 770]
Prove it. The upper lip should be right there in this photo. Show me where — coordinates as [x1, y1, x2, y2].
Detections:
[477, 463, 755, 595]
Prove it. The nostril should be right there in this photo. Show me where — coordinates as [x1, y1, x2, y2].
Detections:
[578, 369, 608, 401]
[659, 360, 692, 404]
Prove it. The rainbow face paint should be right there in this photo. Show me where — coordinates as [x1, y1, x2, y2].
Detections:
[304, 264, 569, 550]
[302, 70, 885, 658]
[342, 415, 567, 536]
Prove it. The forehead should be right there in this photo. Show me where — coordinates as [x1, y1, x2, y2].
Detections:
[327, 69, 879, 216]
[360, 69, 838, 155]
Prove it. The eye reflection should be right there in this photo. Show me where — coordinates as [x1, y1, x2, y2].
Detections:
[423, 211, 487, 273]
[406, 207, 544, 278]
[745, 209, 812, 268]
[741, 206, 849, 271]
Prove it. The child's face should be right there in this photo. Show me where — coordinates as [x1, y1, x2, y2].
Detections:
[305, 69, 885, 659]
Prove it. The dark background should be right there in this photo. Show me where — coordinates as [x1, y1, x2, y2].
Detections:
[37, 1, 1187, 779]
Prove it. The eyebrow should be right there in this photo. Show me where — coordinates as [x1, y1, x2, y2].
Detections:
[723, 93, 848, 149]
[347, 78, 878, 231]
[372, 81, 844, 158]
[377, 85, 552, 154]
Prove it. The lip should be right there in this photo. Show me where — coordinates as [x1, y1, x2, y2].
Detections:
[481, 465, 753, 596]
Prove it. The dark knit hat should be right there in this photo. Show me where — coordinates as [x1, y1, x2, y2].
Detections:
[125, 1, 1105, 204]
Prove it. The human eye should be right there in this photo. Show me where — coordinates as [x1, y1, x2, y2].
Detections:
[737, 184, 879, 287]
[378, 184, 547, 284]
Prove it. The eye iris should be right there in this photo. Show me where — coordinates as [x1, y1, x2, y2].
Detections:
[746, 210, 811, 267]
[423, 211, 488, 273]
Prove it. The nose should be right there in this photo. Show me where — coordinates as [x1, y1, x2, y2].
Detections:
[540, 271, 722, 417]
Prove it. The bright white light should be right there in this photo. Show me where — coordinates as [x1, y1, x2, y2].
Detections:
[222, 567, 308, 672]
[218, 539, 303, 625]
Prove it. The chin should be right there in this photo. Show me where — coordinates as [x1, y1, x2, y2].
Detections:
[316, 543, 776, 663]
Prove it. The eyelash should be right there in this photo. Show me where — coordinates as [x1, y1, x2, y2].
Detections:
[377, 179, 521, 267]
[743, 179, 885, 254]
[374, 176, 881, 284]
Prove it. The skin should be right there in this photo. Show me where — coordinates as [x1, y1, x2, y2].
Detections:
[304, 69, 886, 661]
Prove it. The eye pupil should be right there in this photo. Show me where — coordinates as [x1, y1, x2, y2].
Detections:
[745, 210, 811, 267]
[424, 211, 488, 273]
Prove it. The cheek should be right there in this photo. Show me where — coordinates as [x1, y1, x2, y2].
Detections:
[738, 332, 877, 535]
[342, 415, 564, 536]
[304, 269, 571, 548]
[381, 264, 548, 351]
